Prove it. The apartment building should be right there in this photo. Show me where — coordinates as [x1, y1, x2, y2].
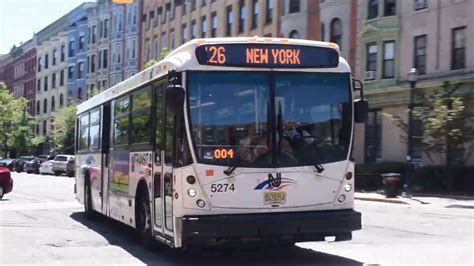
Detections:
[1, 41, 37, 115]
[280, 0, 320, 41]
[354, 0, 474, 166]
[35, 32, 69, 147]
[140, 0, 281, 65]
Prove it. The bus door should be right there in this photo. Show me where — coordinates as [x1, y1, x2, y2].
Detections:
[153, 83, 165, 237]
[101, 103, 111, 214]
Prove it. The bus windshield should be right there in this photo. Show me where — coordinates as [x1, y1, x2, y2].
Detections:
[187, 71, 352, 168]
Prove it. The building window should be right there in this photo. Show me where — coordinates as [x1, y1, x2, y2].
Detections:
[37, 57, 42, 72]
[202, 0, 207, 6]
[37, 79, 41, 92]
[69, 38, 75, 57]
[103, 49, 109, 68]
[51, 96, 55, 111]
[61, 45, 65, 61]
[60, 93, 64, 107]
[366, 43, 377, 79]
[201, 16, 207, 38]
[414, 35, 426, 75]
[170, 29, 175, 50]
[43, 99, 48, 113]
[191, 0, 196, 10]
[45, 54, 49, 69]
[52, 49, 57, 65]
[182, 24, 187, 44]
[415, 0, 427, 11]
[68, 66, 74, 80]
[265, 0, 273, 23]
[191, 20, 197, 39]
[182, 0, 188, 15]
[91, 55, 96, 73]
[104, 19, 109, 38]
[226, 6, 233, 36]
[365, 110, 382, 162]
[78, 62, 84, 79]
[239, 1, 245, 33]
[321, 23, 325, 41]
[384, 0, 396, 16]
[161, 32, 166, 51]
[36, 100, 40, 114]
[78, 87, 83, 100]
[289, 0, 300, 13]
[52, 73, 56, 88]
[79, 34, 85, 52]
[368, 0, 378, 19]
[252, 0, 259, 29]
[60, 70, 64, 86]
[451, 26, 466, 70]
[211, 12, 217, 37]
[44, 76, 48, 91]
[383, 41, 395, 78]
[92, 25, 97, 43]
[43, 121, 47, 135]
[330, 18, 342, 47]
[289, 30, 300, 39]
[165, 3, 171, 22]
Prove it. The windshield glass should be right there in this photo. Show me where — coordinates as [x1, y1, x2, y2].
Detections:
[187, 71, 352, 167]
[188, 72, 271, 167]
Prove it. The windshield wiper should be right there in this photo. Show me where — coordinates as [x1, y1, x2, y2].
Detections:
[223, 131, 268, 176]
[314, 163, 325, 173]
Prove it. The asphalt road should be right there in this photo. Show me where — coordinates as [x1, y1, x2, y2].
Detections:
[1, 172, 473, 265]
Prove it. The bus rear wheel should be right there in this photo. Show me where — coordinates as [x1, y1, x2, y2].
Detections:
[135, 190, 152, 244]
[84, 182, 96, 219]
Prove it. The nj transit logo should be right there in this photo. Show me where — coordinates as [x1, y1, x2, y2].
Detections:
[254, 174, 297, 191]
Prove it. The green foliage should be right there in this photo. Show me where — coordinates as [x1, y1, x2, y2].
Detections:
[384, 82, 474, 165]
[52, 104, 77, 155]
[0, 83, 38, 157]
[413, 165, 474, 193]
[143, 48, 170, 69]
[90, 86, 100, 97]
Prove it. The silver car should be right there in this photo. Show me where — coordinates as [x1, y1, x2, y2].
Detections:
[52, 155, 75, 177]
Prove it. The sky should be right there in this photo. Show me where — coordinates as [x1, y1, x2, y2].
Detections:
[0, 0, 87, 54]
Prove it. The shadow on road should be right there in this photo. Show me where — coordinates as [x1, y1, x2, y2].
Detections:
[70, 212, 363, 265]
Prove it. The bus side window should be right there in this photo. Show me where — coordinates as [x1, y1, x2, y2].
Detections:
[164, 106, 175, 165]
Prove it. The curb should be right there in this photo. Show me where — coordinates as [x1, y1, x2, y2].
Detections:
[355, 196, 409, 205]
[445, 204, 474, 209]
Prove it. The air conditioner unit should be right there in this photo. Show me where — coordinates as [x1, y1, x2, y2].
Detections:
[365, 71, 376, 80]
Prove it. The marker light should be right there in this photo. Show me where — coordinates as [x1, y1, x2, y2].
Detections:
[338, 195, 346, 202]
[196, 199, 206, 208]
[344, 184, 352, 192]
[345, 172, 353, 180]
[186, 175, 196, 184]
[188, 188, 197, 197]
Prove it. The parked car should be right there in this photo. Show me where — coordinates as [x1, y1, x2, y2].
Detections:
[25, 157, 48, 174]
[0, 158, 15, 171]
[0, 167, 13, 199]
[52, 155, 75, 177]
[13, 156, 35, 173]
[39, 160, 54, 175]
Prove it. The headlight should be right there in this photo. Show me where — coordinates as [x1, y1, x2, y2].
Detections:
[344, 184, 352, 192]
[187, 188, 197, 197]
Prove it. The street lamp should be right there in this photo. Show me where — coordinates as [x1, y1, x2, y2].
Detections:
[404, 68, 417, 197]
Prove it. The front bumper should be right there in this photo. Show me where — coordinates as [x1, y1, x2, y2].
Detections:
[181, 209, 361, 244]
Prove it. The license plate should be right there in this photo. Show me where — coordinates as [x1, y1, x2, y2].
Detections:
[264, 191, 287, 205]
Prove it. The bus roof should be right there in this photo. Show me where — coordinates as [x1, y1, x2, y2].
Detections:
[77, 37, 350, 115]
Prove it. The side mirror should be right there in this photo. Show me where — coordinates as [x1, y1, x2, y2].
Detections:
[165, 85, 185, 114]
[354, 99, 368, 123]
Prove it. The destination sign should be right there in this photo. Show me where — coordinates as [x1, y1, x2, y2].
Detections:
[195, 43, 339, 68]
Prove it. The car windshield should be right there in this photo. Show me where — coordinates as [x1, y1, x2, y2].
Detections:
[55, 156, 68, 161]
[187, 71, 352, 167]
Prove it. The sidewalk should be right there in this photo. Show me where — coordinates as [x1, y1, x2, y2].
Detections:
[355, 192, 474, 209]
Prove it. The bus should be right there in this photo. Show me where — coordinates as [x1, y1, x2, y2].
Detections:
[75, 37, 368, 248]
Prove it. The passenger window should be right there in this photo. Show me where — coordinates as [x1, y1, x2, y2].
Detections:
[79, 114, 89, 150]
[89, 124, 100, 149]
[114, 95, 130, 146]
[155, 84, 164, 152]
[131, 87, 152, 145]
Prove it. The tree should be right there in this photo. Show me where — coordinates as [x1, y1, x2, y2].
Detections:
[0, 83, 38, 157]
[385, 82, 474, 165]
[52, 104, 77, 155]
[143, 48, 170, 69]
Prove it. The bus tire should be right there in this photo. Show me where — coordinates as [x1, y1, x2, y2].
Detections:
[84, 178, 96, 219]
[135, 185, 152, 244]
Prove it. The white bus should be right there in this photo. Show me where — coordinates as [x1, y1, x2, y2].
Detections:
[75, 37, 368, 248]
